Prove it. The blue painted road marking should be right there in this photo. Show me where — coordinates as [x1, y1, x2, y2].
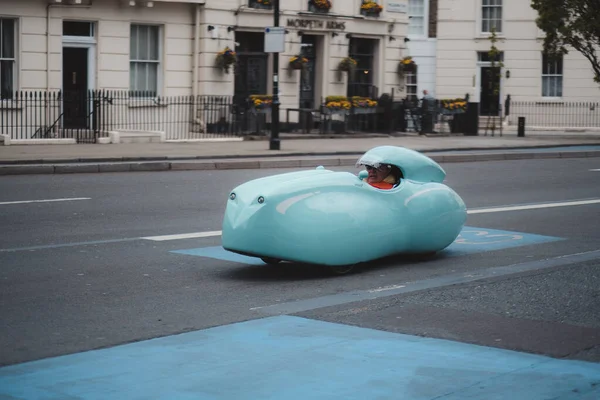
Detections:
[171, 226, 563, 264]
[1, 316, 598, 400]
[173, 245, 264, 265]
[446, 226, 563, 255]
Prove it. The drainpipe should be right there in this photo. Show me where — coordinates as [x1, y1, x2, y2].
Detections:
[192, 3, 202, 130]
[46, 3, 52, 93]
[192, 4, 200, 100]
[46, 3, 53, 133]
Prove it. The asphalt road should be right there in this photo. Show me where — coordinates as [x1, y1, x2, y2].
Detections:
[1, 158, 600, 368]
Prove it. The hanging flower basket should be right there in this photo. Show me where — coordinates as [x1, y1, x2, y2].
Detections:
[360, 1, 383, 17]
[289, 55, 309, 70]
[309, 0, 332, 13]
[338, 57, 357, 73]
[215, 47, 237, 74]
[337, 57, 357, 80]
[397, 56, 417, 77]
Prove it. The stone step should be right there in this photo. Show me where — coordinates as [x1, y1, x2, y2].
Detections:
[110, 130, 165, 144]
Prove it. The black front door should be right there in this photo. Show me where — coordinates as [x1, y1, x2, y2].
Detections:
[480, 66, 501, 116]
[299, 35, 317, 109]
[62, 47, 88, 129]
[233, 32, 268, 133]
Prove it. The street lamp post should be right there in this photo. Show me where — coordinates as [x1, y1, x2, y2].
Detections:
[270, 0, 281, 150]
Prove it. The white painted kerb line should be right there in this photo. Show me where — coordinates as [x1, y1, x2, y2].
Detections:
[141, 231, 222, 241]
[468, 199, 600, 214]
[0, 197, 91, 205]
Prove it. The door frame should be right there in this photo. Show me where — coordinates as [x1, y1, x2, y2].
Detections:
[299, 33, 320, 110]
[476, 60, 503, 116]
[62, 37, 96, 129]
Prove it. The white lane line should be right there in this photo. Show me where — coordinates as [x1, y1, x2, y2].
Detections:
[468, 199, 600, 214]
[0, 197, 91, 205]
[141, 231, 222, 241]
[140, 199, 600, 241]
[590, 169, 600, 171]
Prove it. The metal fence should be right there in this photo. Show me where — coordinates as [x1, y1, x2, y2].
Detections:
[506, 98, 600, 129]
[0, 91, 255, 143]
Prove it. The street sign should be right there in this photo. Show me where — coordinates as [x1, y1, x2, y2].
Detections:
[264, 26, 286, 53]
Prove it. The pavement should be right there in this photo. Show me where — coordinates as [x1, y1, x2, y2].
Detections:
[1, 131, 600, 175]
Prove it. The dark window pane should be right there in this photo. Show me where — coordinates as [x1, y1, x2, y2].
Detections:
[347, 38, 377, 98]
[1, 19, 15, 58]
[63, 21, 93, 37]
[494, 19, 502, 33]
[1, 59, 14, 99]
[235, 32, 264, 53]
[148, 26, 159, 61]
[130, 25, 138, 60]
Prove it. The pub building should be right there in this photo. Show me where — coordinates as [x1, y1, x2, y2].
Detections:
[198, 0, 409, 120]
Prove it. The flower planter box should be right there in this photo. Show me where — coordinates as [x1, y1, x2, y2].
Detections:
[251, 107, 272, 115]
[323, 108, 350, 116]
[440, 108, 466, 115]
[250, 3, 273, 10]
[309, 4, 330, 13]
[360, 10, 381, 17]
[352, 107, 377, 115]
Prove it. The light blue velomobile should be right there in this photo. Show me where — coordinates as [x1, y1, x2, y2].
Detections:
[222, 146, 467, 274]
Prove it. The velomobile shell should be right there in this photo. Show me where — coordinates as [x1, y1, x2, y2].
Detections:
[357, 146, 446, 183]
[221, 157, 467, 266]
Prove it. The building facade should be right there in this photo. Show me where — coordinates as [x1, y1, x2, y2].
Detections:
[1, 0, 412, 140]
[405, 0, 437, 99]
[197, 0, 409, 111]
[436, 0, 599, 120]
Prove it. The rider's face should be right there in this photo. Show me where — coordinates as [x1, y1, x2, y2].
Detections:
[365, 165, 388, 183]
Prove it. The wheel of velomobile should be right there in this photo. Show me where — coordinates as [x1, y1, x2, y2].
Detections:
[261, 257, 282, 265]
[328, 264, 356, 275]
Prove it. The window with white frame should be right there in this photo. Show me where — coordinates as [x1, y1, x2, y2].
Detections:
[1, 18, 16, 100]
[542, 53, 563, 97]
[408, 0, 425, 36]
[481, 0, 502, 34]
[130, 24, 160, 97]
[405, 71, 418, 101]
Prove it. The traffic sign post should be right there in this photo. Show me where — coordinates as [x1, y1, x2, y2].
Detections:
[264, 27, 285, 53]
[266, 1, 281, 150]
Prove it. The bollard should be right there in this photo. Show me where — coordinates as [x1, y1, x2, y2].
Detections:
[517, 116, 525, 137]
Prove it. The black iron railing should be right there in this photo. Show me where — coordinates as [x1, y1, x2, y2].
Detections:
[0, 91, 254, 142]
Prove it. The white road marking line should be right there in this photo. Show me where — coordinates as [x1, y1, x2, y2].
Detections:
[468, 199, 600, 214]
[0, 197, 91, 205]
[140, 199, 600, 241]
[141, 231, 222, 241]
[368, 284, 406, 293]
[590, 169, 600, 171]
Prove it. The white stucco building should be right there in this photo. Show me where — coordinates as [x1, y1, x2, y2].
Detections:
[436, 0, 599, 122]
[1, 0, 414, 140]
[405, 0, 436, 99]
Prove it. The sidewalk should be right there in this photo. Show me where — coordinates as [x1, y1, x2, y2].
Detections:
[1, 133, 600, 175]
